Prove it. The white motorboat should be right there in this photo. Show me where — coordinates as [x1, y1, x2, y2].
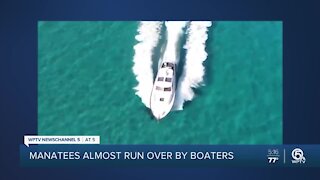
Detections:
[150, 61, 176, 120]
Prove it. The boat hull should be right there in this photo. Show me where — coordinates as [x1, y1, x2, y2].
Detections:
[150, 62, 176, 120]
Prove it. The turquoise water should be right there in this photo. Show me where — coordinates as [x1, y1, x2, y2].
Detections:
[38, 21, 282, 144]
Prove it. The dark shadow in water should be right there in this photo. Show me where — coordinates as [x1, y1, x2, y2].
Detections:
[143, 107, 157, 120]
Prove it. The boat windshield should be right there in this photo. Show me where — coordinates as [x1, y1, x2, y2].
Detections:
[161, 62, 174, 69]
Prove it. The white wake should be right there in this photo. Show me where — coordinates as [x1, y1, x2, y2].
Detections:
[173, 21, 212, 110]
[132, 21, 163, 108]
[132, 21, 212, 111]
[162, 21, 187, 64]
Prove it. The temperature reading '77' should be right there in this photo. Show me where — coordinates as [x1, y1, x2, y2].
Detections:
[268, 157, 279, 163]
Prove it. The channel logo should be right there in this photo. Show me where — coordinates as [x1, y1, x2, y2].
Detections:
[291, 148, 306, 164]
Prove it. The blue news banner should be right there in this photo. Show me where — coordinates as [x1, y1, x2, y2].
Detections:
[20, 144, 320, 167]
